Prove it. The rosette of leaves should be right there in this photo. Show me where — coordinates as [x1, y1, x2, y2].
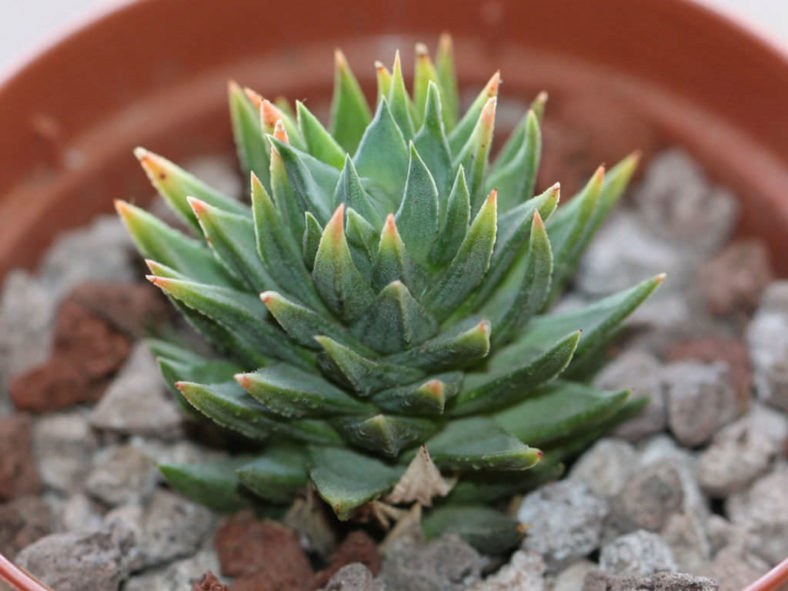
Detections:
[116, 37, 660, 550]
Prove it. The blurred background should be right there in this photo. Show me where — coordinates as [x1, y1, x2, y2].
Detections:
[1, 0, 787, 74]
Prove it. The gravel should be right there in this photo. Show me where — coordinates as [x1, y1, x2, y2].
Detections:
[517, 480, 609, 572]
[747, 281, 788, 412]
[15, 520, 136, 591]
[599, 530, 677, 577]
[4, 148, 787, 590]
[662, 361, 738, 447]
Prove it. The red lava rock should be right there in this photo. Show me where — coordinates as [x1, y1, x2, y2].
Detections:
[193, 572, 229, 591]
[698, 239, 773, 317]
[9, 295, 132, 412]
[70, 281, 170, 338]
[0, 496, 51, 560]
[215, 511, 313, 591]
[666, 337, 752, 413]
[312, 530, 381, 589]
[0, 415, 40, 501]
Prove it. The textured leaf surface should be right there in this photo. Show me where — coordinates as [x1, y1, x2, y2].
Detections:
[422, 506, 522, 554]
[236, 445, 309, 504]
[160, 458, 253, 512]
[493, 380, 630, 446]
[310, 447, 404, 519]
[426, 417, 542, 471]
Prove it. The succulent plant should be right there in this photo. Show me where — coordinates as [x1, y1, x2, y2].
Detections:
[116, 36, 660, 541]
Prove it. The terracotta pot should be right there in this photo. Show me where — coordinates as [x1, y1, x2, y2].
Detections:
[1, 1, 788, 590]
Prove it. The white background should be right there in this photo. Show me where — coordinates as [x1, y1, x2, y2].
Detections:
[0, 0, 786, 76]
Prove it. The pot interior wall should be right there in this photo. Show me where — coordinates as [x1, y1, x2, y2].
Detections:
[1, 0, 787, 278]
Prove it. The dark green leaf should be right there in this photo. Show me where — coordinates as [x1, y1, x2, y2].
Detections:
[228, 82, 270, 188]
[309, 446, 403, 520]
[429, 166, 470, 266]
[236, 444, 309, 504]
[296, 100, 346, 169]
[160, 458, 253, 512]
[330, 50, 372, 154]
[394, 143, 440, 263]
[332, 413, 438, 458]
[422, 506, 523, 554]
[372, 372, 462, 416]
[426, 417, 542, 471]
[435, 33, 460, 131]
[312, 205, 375, 322]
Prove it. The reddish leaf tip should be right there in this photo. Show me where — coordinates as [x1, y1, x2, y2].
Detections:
[234, 373, 251, 389]
[259, 291, 275, 306]
[244, 87, 263, 109]
[415, 42, 429, 58]
[132, 146, 149, 161]
[334, 48, 348, 70]
[655, 273, 667, 284]
[273, 119, 289, 143]
[262, 99, 283, 129]
[187, 196, 208, 216]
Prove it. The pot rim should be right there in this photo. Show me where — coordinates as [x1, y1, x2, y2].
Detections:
[2, 0, 787, 93]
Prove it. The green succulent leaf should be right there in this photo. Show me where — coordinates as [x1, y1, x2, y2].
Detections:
[312, 205, 376, 323]
[388, 52, 416, 139]
[394, 143, 441, 264]
[494, 380, 630, 447]
[351, 280, 439, 354]
[160, 458, 253, 512]
[115, 201, 241, 288]
[371, 372, 462, 415]
[435, 34, 460, 130]
[334, 156, 385, 228]
[353, 98, 409, 209]
[251, 175, 325, 310]
[189, 197, 274, 292]
[330, 50, 372, 153]
[236, 363, 375, 419]
[452, 329, 580, 415]
[487, 109, 542, 212]
[448, 72, 499, 156]
[414, 82, 453, 198]
[425, 190, 497, 319]
[387, 317, 491, 371]
[430, 166, 471, 266]
[426, 417, 542, 471]
[422, 506, 523, 554]
[296, 100, 346, 170]
[333, 413, 439, 458]
[309, 446, 404, 520]
[236, 444, 309, 505]
[315, 336, 425, 396]
[228, 82, 270, 187]
[135, 148, 247, 233]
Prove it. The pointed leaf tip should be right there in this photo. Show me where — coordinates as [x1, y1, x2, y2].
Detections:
[415, 42, 429, 58]
[655, 273, 667, 284]
[335, 48, 348, 69]
[486, 71, 501, 98]
[262, 99, 284, 130]
[132, 146, 149, 162]
[273, 119, 289, 143]
[243, 87, 263, 109]
[186, 196, 208, 216]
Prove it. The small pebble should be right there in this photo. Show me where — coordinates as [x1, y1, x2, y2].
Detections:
[599, 530, 676, 577]
[518, 480, 608, 572]
[747, 281, 788, 413]
[569, 438, 638, 499]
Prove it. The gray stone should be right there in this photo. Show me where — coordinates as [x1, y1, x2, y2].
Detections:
[39, 215, 135, 299]
[15, 520, 135, 591]
[600, 530, 676, 577]
[0, 270, 55, 390]
[90, 344, 183, 439]
[697, 404, 787, 496]
[609, 460, 683, 534]
[128, 437, 231, 481]
[632, 149, 738, 255]
[700, 543, 769, 591]
[85, 445, 157, 507]
[570, 439, 638, 499]
[52, 493, 105, 533]
[517, 480, 608, 571]
[381, 535, 484, 591]
[726, 462, 788, 565]
[124, 547, 221, 591]
[662, 361, 738, 447]
[576, 212, 688, 297]
[320, 563, 385, 591]
[470, 550, 544, 591]
[583, 570, 718, 591]
[638, 436, 708, 522]
[32, 409, 97, 492]
[660, 512, 711, 573]
[747, 281, 788, 412]
[594, 351, 667, 442]
[106, 488, 215, 570]
[552, 561, 596, 591]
